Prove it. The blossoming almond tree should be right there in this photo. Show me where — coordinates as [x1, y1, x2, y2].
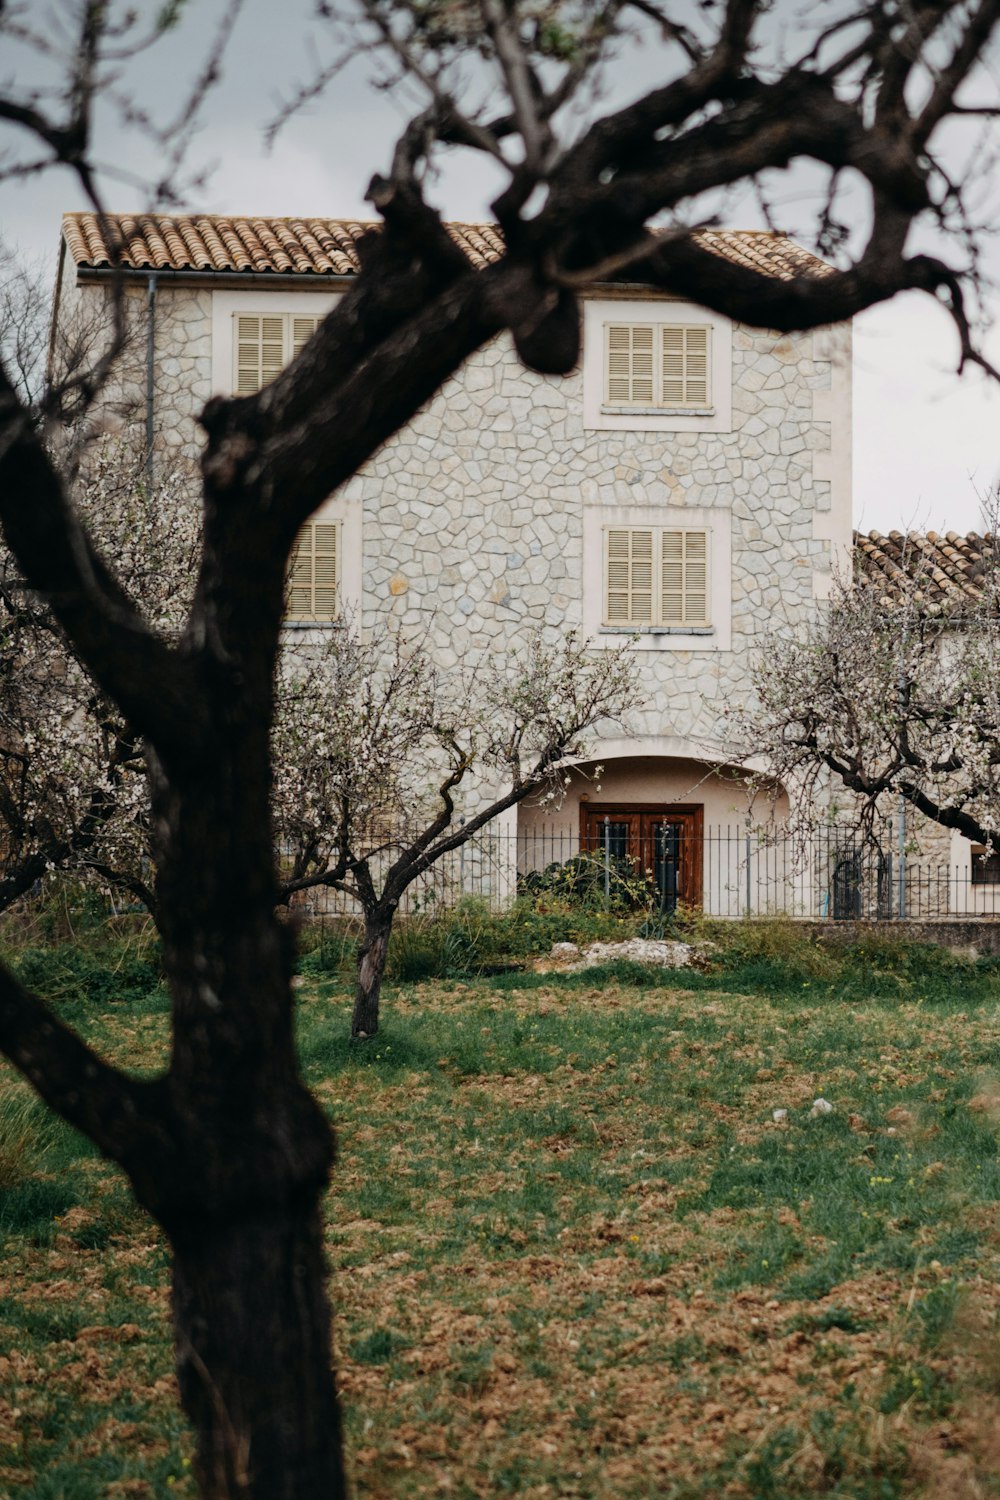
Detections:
[2, 0, 1000, 1494]
[0, 442, 201, 914]
[739, 527, 1000, 847]
[273, 624, 638, 1036]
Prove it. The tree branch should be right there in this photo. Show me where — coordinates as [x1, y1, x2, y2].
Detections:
[0, 378, 209, 765]
[0, 962, 167, 1169]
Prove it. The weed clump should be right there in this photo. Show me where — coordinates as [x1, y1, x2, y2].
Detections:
[12, 944, 163, 1007]
[0, 1091, 60, 1191]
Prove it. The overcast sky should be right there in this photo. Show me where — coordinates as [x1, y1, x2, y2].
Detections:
[3, 0, 1000, 537]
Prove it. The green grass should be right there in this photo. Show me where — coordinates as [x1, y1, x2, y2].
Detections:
[2, 927, 1000, 1494]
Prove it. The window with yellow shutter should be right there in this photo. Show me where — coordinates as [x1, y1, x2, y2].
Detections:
[603, 322, 712, 410]
[603, 527, 709, 627]
[605, 529, 654, 625]
[236, 314, 285, 395]
[287, 521, 340, 623]
[233, 312, 325, 395]
[291, 315, 323, 362]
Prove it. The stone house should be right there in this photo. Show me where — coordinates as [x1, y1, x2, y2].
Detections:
[53, 212, 853, 914]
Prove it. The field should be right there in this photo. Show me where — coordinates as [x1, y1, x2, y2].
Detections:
[2, 925, 1000, 1497]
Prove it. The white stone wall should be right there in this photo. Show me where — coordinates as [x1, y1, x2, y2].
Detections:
[340, 310, 850, 772]
[56, 271, 852, 820]
[59, 280, 213, 464]
[151, 285, 213, 461]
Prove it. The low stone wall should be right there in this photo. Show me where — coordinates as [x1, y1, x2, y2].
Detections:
[802, 918, 1000, 960]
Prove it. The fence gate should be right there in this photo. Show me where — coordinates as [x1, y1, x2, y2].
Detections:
[830, 844, 891, 920]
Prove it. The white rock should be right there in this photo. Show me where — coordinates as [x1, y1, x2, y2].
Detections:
[772, 1109, 788, 1123]
[550, 942, 581, 958]
[580, 938, 694, 968]
[810, 1098, 834, 1117]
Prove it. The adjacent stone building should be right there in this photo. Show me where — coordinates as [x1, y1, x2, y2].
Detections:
[54, 212, 854, 913]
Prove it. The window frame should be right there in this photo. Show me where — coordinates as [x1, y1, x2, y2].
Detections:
[286, 519, 341, 625]
[603, 525, 711, 630]
[582, 503, 731, 652]
[582, 296, 732, 434]
[211, 289, 339, 399]
[971, 845, 1000, 886]
[603, 320, 712, 413]
[211, 292, 362, 627]
[232, 311, 325, 396]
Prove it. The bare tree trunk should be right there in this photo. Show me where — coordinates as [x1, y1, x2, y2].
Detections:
[352, 900, 396, 1038]
[143, 714, 347, 1497]
[172, 1200, 343, 1499]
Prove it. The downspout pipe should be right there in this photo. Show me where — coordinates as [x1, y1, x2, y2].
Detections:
[145, 271, 157, 493]
[47, 236, 68, 396]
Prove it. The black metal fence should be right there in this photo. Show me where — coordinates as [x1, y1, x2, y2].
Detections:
[291, 822, 1000, 921]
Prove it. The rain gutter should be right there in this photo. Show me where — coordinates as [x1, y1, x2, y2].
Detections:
[146, 271, 156, 492]
[77, 267, 357, 290]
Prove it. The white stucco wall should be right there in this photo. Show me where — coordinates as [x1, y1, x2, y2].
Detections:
[519, 752, 791, 836]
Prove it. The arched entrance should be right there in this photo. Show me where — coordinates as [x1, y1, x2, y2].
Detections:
[517, 741, 790, 912]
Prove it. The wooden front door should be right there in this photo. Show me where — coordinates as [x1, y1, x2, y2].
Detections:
[580, 804, 703, 911]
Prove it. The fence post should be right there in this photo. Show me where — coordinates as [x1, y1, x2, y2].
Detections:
[745, 832, 752, 917]
[604, 816, 611, 910]
[458, 815, 466, 897]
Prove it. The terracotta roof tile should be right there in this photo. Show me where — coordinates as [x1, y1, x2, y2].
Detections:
[62, 211, 830, 280]
[854, 529, 998, 610]
[695, 228, 833, 281]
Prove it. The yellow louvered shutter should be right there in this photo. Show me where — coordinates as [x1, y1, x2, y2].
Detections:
[291, 315, 323, 361]
[684, 325, 709, 405]
[312, 523, 338, 618]
[683, 529, 708, 622]
[661, 325, 710, 406]
[235, 314, 286, 395]
[606, 324, 655, 405]
[606, 321, 711, 408]
[288, 522, 339, 621]
[661, 530, 684, 623]
[661, 529, 709, 625]
[605, 529, 654, 625]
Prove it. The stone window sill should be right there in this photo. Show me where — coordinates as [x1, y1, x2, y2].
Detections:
[282, 619, 343, 631]
[600, 625, 714, 636]
[600, 406, 716, 418]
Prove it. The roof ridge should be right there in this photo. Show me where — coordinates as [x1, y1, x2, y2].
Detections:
[62, 209, 797, 232]
[61, 210, 830, 279]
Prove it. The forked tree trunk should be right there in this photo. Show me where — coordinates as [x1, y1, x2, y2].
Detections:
[352, 900, 396, 1038]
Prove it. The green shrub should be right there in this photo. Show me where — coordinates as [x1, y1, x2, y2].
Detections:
[0, 881, 152, 950]
[0, 1091, 80, 1243]
[378, 895, 651, 980]
[520, 852, 655, 912]
[385, 920, 452, 982]
[706, 918, 839, 981]
[297, 919, 361, 977]
[844, 935, 971, 977]
[12, 945, 163, 1006]
[302, 903, 1000, 995]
